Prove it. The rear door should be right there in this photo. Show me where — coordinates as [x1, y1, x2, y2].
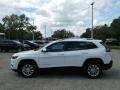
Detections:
[63, 41, 98, 67]
[63, 41, 86, 67]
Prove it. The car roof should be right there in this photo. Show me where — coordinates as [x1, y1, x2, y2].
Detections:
[54, 38, 102, 43]
[43, 38, 103, 49]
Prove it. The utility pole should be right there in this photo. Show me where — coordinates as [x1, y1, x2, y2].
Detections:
[32, 19, 35, 41]
[44, 24, 46, 39]
[91, 2, 94, 39]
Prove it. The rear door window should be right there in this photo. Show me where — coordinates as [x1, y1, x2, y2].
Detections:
[64, 41, 97, 51]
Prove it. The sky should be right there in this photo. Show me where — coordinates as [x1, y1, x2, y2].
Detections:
[0, 0, 120, 37]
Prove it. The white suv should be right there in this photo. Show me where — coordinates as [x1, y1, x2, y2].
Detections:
[10, 39, 113, 78]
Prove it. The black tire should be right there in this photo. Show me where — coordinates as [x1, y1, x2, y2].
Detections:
[84, 61, 102, 79]
[18, 62, 38, 78]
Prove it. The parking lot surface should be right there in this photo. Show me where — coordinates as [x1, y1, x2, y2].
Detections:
[0, 50, 120, 90]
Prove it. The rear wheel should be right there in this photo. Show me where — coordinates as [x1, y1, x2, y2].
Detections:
[84, 61, 102, 79]
[18, 62, 38, 78]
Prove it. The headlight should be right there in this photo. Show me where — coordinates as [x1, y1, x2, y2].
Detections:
[12, 56, 18, 59]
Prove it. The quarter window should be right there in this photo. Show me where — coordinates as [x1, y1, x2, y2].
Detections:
[85, 42, 97, 49]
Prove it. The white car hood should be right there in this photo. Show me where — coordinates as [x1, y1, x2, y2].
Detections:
[13, 50, 36, 56]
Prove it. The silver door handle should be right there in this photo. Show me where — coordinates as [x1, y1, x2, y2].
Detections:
[60, 54, 64, 55]
[82, 53, 88, 54]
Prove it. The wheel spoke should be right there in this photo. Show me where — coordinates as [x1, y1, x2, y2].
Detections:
[22, 64, 34, 77]
[87, 64, 100, 77]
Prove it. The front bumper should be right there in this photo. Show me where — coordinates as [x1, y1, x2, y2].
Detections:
[102, 60, 113, 70]
[10, 58, 19, 71]
[10, 64, 17, 72]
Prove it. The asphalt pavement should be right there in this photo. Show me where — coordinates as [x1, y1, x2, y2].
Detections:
[0, 50, 120, 90]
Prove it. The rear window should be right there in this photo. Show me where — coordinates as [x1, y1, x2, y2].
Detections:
[85, 42, 98, 49]
[64, 41, 97, 51]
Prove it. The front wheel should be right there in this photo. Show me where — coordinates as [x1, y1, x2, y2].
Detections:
[18, 62, 38, 78]
[84, 62, 102, 79]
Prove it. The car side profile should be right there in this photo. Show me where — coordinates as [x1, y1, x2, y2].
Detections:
[23, 40, 40, 50]
[0, 40, 24, 52]
[10, 38, 113, 78]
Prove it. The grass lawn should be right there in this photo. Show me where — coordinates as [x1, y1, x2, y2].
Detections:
[106, 45, 120, 49]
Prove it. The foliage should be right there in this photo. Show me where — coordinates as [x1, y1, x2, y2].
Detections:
[0, 14, 42, 40]
[52, 29, 75, 39]
[80, 28, 91, 38]
[1, 14, 120, 40]
[110, 17, 120, 40]
[34, 31, 43, 40]
[106, 45, 120, 49]
[81, 16, 120, 40]
[0, 23, 4, 33]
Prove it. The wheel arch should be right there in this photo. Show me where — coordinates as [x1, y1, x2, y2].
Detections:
[17, 59, 39, 70]
[82, 58, 104, 68]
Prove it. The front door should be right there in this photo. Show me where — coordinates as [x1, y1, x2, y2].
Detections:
[39, 42, 66, 68]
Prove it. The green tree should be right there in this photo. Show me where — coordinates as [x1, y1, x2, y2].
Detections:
[81, 24, 110, 40]
[35, 31, 42, 40]
[93, 24, 110, 40]
[110, 17, 120, 40]
[2, 14, 40, 40]
[2, 14, 19, 39]
[52, 29, 74, 39]
[0, 23, 4, 33]
[80, 28, 91, 38]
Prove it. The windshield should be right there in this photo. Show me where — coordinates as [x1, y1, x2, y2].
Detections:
[29, 41, 34, 44]
[13, 41, 22, 45]
[28, 41, 38, 45]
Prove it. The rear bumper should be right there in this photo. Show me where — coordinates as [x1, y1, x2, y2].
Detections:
[102, 60, 113, 70]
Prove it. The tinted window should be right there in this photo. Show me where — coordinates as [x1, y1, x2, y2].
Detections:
[64, 41, 97, 51]
[85, 42, 97, 49]
[13, 41, 22, 45]
[65, 42, 84, 51]
[4, 41, 14, 44]
[47, 42, 64, 52]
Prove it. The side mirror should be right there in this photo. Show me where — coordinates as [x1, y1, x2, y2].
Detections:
[42, 48, 47, 52]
